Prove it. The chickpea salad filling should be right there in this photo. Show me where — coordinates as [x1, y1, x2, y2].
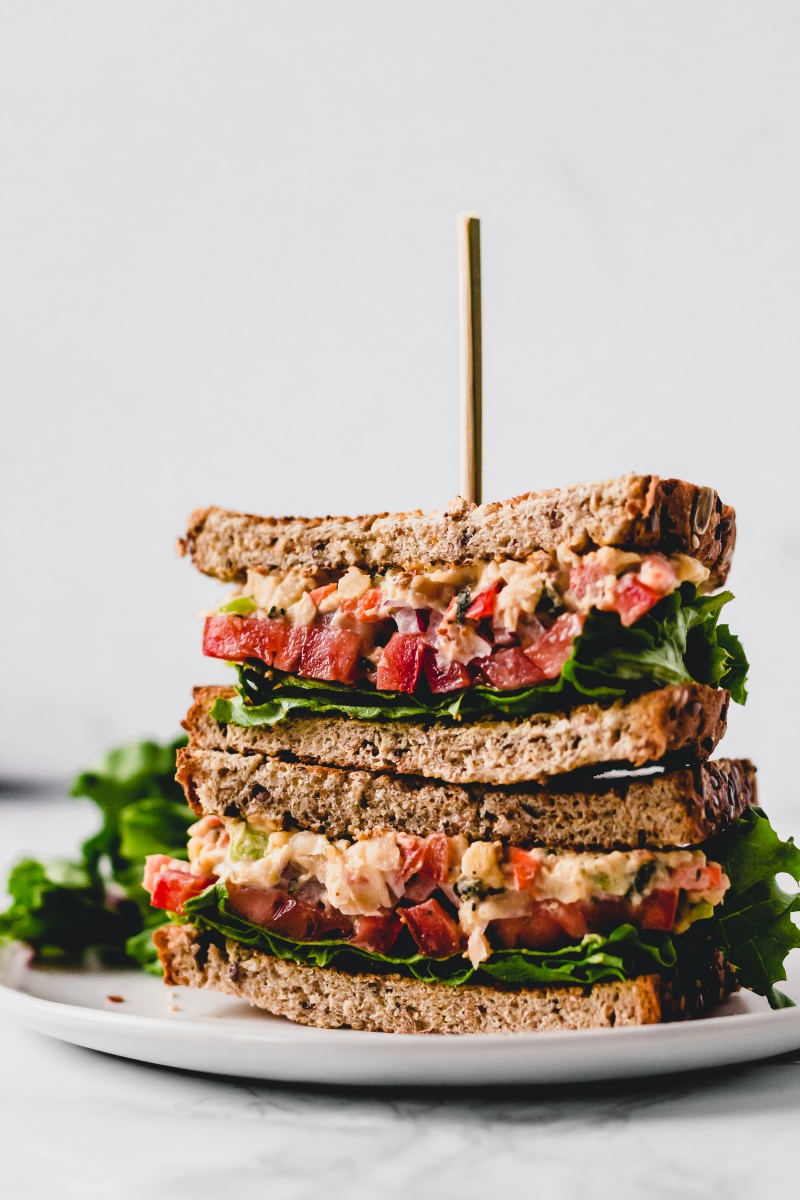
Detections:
[201, 551, 748, 726]
[144, 816, 730, 973]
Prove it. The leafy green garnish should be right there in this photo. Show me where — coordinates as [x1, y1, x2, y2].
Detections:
[184, 882, 676, 988]
[709, 807, 800, 1008]
[0, 737, 190, 971]
[212, 585, 748, 728]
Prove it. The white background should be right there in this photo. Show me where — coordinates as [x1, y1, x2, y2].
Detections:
[1, 2, 799, 820]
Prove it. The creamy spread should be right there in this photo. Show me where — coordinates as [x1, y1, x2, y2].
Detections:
[185, 817, 729, 967]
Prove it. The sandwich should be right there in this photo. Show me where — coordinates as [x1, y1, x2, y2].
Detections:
[145, 475, 800, 1031]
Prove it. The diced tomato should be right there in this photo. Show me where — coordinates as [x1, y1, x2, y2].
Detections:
[402, 875, 439, 903]
[397, 833, 426, 880]
[612, 574, 662, 627]
[477, 648, 546, 690]
[297, 625, 363, 684]
[465, 583, 500, 621]
[150, 865, 216, 914]
[376, 632, 425, 692]
[493, 900, 588, 951]
[203, 614, 288, 665]
[309, 583, 337, 606]
[524, 612, 584, 679]
[670, 861, 723, 892]
[421, 832, 451, 882]
[577, 896, 632, 936]
[507, 847, 543, 892]
[567, 560, 607, 604]
[638, 888, 679, 932]
[337, 588, 385, 622]
[350, 913, 403, 954]
[143, 854, 174, 894]
[492, 914, 564, 951]
[397, 832, 451, 884]
[549, 899, 590, 940]
[356, 589, 386, 622]
[402, 898, 462, 958]
[422, 648, 471, 694]
[227, 884, 353, 940]
[272, 625, 304, 672]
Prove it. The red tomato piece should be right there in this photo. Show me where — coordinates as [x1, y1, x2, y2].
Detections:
[669, 861, 723, 892]
[203, 614, 288, 665]
[397, 833, 426, 881]
[421, 832, 451, 882]
[150, 866, 215, 914]
[337, 588, 385, 622]
[524, 613, 584, 679]
[549, 899, 590, 940]
[492, 901, 587, 951]
[422, 648, 471, 694]
[272, 626, 304, 672]
[227, 885, 353, 940]
[465, 583, 500, 621]
[355, 589, 386, 622]
[567, 560, 607, 604]
[308, 583, 337, 606]
[577, 896, 632, 936]
[638, 888, 679, 932]
[143, 854, 173, 894]
[402, 898, 462, 958]
[376, 632, 425, 693]
[507, 847, 542, 892]
[612, 575, 662, 627]
[402, 875, 439, 903]
[297, 626, 363, 684]
[350, 913, 403, 954]
[397, 833, 451, 885]
[477, 648, 546, 690]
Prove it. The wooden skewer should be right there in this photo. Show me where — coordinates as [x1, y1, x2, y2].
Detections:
[457, 212, 482, 505]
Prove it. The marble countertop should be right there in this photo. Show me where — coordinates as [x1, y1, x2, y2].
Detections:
[1, 788, 799, 1200]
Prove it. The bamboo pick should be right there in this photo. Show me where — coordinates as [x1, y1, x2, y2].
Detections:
[457, 211, 482, 505]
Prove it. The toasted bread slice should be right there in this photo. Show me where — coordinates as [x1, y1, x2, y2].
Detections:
[185, 683, 729, 786]
[177, 745, 755, 850]
[155, 924, 735, 1033]
[180, 475, 735, 586]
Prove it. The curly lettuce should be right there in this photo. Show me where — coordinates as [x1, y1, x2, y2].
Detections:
[0, 737, 190, 971]
[212, 584, 748, 728]
[708, 807, 800, 1008]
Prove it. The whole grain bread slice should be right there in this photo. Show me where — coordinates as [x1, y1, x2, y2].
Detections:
[177, 745, 755, 850]
[155, 924, 734, 1033]
[185, 683, 729, 786]
[180, 475, 735, 585]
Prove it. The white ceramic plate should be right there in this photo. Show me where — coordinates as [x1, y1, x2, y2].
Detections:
[2, 947, 800, 1086]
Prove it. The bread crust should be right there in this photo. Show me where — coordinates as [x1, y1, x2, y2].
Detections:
[179, 475, 735, 586]
[185, 683, 729, 785]
[155, 924, 734, 1034]
[177, 745, 755, 850]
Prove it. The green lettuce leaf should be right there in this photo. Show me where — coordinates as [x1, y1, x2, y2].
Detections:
[709, 807, 800, 1008]
[213, 585, 748, 728]
[0, 736, 191, 966]
[184, 882, 676, 988]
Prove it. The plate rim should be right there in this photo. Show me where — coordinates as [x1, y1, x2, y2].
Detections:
[2, 964, 799, 1050]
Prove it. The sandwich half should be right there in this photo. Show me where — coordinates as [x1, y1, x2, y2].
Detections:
[182, 475, 747, 745]
[147, 749, 763, 1033]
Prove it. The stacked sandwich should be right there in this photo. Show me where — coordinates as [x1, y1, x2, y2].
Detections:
[145, 475, 797, 1031]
